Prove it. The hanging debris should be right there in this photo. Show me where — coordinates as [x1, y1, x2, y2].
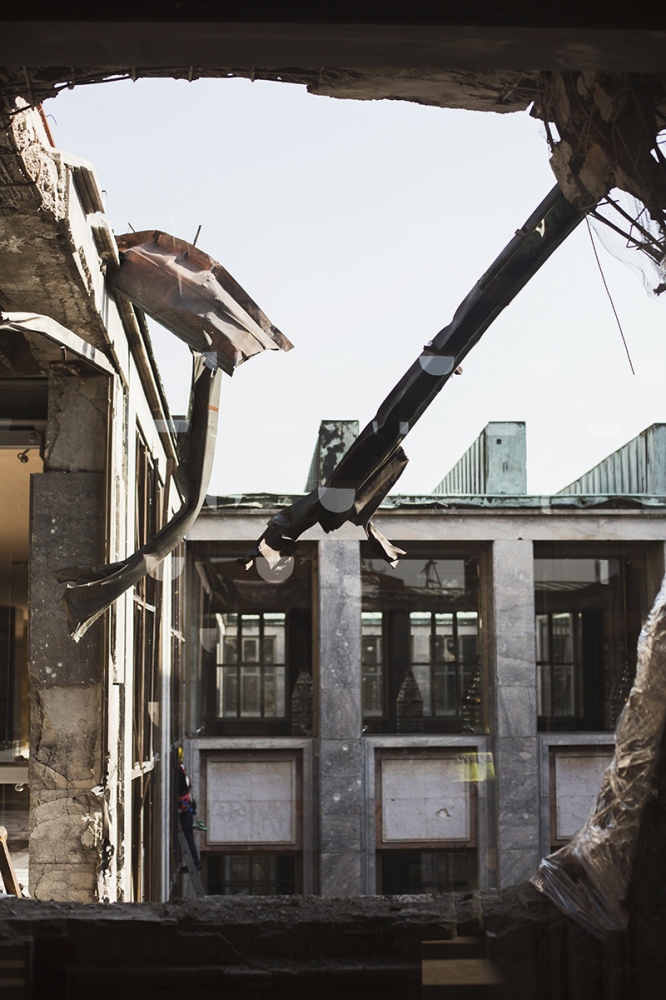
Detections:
[61, 232, 292, 640]
[533, 72, 666, 296]
[110, 230, 293, 373]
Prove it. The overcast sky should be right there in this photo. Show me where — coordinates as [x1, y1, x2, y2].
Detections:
[50, 77, 665, 497]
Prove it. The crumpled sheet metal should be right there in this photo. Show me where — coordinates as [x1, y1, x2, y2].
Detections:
[61, 355, 222, 640]
[61, 230, 292, 639]
[110, 231, 293, 375]
[533, 575, 666, 939]
[247, 446, 409, 571]
[245, 184, 585, 570]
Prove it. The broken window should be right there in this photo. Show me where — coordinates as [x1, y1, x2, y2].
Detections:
[361, 547, 483, 734]
[190, 546, 313, 737]
[534, 545, 647, 732]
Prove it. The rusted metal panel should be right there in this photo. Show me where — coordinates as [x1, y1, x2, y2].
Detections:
[110, 230, 293, 375]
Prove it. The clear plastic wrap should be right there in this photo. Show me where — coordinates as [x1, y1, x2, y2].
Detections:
[533, 576, 666, 939]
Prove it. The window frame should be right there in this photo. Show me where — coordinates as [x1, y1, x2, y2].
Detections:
[216, 611, 287, 721]
[200, 749, 303, 858]
[374, 748, 478, 851]
[190, 543, 316, 738]
[533, 542, 648, 733]
[361, 544, 486, 735]
[374, 747, 478, 894]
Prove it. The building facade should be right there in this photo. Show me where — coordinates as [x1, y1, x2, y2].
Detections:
[2, 101, 665, 906]
[0, 103, 186, 902]
[183, 420, 666, 896]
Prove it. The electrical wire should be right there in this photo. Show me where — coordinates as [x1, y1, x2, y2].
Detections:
[585, 217, 636, 376]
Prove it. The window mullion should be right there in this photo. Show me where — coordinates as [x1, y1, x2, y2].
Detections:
[454, 612, 461, 716]
[430, 612, 436, 719]
[236, 616, 243, 719]
[259, 615, 265, 720]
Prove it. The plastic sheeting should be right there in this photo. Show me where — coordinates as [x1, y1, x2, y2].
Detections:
[533, 575, 666, 939]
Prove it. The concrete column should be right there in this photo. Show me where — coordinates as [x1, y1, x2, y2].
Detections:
[317, 538, 363, 896]
[28, 369, 108, 901]
[490, 539, 539, 888]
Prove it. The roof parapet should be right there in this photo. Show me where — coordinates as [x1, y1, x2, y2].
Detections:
[305, 420, 359, 491]
[558, 423, 666, 495]
[434, 421, 527, 496]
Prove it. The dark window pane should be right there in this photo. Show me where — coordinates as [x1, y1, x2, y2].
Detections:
[362, 549, 481, 734]
[535, 548, 645, 732]
[380, 850, 472, 894]
[362, 612, 384, 716]
[207, 853, 296, 895]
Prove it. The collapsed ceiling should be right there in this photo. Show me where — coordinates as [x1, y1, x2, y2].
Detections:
[2, 65, 665, 284]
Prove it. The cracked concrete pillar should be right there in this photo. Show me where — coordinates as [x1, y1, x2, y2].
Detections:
[28, 367, 108, 901]
[317, 538, 363, 895]
[490, 539, 540, 888]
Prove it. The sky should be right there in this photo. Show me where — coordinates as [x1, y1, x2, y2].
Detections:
[49, 77, 665, 497]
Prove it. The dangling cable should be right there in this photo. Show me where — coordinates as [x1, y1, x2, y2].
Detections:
[586, 217, 636, 375]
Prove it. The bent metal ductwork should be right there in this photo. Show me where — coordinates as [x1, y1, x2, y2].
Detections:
[60, 231, 293, 641]
[243, 184, 586, 572]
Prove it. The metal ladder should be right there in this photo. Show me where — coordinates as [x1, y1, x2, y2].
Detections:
[177, 829, 206, 898]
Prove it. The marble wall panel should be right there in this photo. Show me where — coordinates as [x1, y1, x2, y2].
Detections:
[492, 540, 536, 690]
[191, 512, 666, 547]
[319, 740, 363, 819]
[318, 539, 361, 689]
[496, 685, 537, 739]
[491, 541, 540, 887]
[554, 750, 613, 840]
[318, 540, 364, 893]
[499, 847, 540, 887]
[495, 738, 539, 852]
[320, 814, 363, 854]
[318, 539, 362, 742]
[320, 851, 362, 895]
[318, 688, 360, 739]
